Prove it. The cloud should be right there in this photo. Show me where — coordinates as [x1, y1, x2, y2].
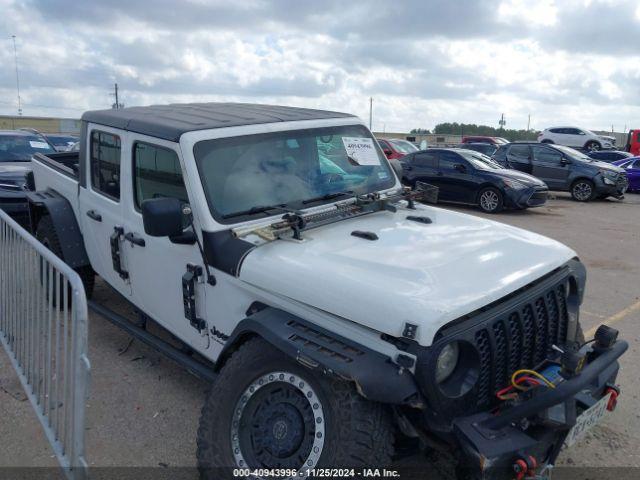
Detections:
[0, 0, 638, 132]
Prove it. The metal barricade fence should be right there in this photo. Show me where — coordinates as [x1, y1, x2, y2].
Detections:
[0, 209, 89, 480]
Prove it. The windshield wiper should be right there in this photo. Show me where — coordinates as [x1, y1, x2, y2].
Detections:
[302, 190, 355, 205]
[222, 204, 296, 219]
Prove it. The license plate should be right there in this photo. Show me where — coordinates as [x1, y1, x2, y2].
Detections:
[564, 392, 611, 447]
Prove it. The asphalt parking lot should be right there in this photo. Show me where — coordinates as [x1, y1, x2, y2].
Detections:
[1, 192, 639, 478]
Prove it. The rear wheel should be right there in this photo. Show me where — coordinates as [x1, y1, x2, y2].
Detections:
[35, 216, 95, 301]
[570, 179, 595, 202]
[584, 141, 601, 152]
[478, 187, 504, 213]
[197, 338, 394, 479]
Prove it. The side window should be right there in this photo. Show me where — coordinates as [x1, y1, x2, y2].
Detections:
[438, 151, 462, 170]
[493, 145, 507, 161]
[508, 145, 530, 158]
[549, 128, 563, 134]
[133, 142, 188, 209]
[412, 151, 437, 168]
[90, 130, 121, 200]
[632, 160, 640, 169]
[532, 146, 563, 165]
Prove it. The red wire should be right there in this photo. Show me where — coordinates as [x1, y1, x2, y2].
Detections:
[496, 376, 541, 399]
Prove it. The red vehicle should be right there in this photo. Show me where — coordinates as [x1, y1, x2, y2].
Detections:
[377, 137, 418, 159]
[461, 135, 509, 145]
[625, 129, 640, 156]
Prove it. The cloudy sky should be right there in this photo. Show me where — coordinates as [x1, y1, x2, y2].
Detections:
[1, 0, 639, 132]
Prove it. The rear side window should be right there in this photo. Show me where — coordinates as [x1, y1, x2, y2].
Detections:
[412, 151, 437, 167]
[90, 131, 121, 200]
[549, 128, 563, 134]
[133, 142, 188, 209]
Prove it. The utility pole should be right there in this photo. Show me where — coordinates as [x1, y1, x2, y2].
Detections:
[11, 35, 22, 116]
[111, 83, 124, 109]
[499, 113, 506, 131]
[527, 114, 531, 132]
[369, 97, 373, 130]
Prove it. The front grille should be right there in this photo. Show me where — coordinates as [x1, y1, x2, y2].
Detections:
[616, 174, 628, 192]
[473, 282, 569, 408]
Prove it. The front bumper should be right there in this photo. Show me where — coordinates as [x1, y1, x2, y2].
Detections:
[505, 186, 548, 209]
[453, 337, 627, 479]
[596, 174, 628, 198]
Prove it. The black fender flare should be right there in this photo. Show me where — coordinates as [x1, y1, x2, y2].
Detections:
[220, 307, 423, 407]
[26, 189, 91, 269]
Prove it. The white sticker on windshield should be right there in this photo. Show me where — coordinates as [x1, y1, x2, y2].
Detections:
[342, 137, 381, 166]
[29, 141, 49, 149]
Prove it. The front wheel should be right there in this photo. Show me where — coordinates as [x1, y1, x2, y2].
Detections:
[197, 338, 394, 479]
[478, 187, 504, 213]
[571, 179, 595, 201]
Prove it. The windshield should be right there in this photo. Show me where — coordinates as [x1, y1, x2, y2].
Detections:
[194, 124, 396, 222]
[458, 150, 503, 170]
[388, 139, 418, 154]
[0, 134, 56, 162]
[552, 145, 593, 162]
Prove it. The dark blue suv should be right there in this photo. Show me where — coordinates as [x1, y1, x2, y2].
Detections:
[400, 148, 548, 213]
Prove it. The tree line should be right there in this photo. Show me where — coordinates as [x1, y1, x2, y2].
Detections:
[411, 123, 538, 141]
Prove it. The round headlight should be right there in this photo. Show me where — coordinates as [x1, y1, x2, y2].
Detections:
[435, 342, 459, 383]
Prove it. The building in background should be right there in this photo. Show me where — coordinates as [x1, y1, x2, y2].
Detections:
[0, 115, 80, 134]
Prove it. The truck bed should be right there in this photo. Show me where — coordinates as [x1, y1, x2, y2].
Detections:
[31, 152, 81, 221]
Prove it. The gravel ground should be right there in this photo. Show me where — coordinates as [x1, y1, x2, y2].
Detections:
[1, 191, 639, 479]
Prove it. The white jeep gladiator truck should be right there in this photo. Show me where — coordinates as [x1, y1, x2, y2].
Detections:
[26, 103, 626, 479]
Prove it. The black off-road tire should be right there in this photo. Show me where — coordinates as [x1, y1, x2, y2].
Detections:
[197, 338, 394, 479]
[35, 215, 95, 300]
[570, 179, 596, 202]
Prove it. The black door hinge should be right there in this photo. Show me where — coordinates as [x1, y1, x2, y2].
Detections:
[182, 264, 206, 332]
[110, 226, 129, 280]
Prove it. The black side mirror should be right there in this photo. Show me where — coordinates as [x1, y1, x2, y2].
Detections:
[141, 197, 184, 237]
[388, 158, 404, 180]
[454, 163, 467, 173]
[560, 157, 571, 166]
[383, 149, 393, 157]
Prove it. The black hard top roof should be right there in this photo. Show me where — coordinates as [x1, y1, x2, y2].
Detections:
[81, 102, 356, 142]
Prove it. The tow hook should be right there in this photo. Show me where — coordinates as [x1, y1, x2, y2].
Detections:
[513, 455, 537, 480]
[605, 385, 620, 412]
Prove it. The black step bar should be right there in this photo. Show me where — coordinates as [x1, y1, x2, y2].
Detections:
[88, 300, 217, 383]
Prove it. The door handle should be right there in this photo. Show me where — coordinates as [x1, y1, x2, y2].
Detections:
[124, 232, 146, 247]
[86, 210, 102, 222]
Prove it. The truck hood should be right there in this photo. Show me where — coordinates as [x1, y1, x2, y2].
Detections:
[239, 206, 576, 346]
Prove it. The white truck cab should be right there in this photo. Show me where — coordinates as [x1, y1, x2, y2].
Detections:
[26, 103, 627, 480]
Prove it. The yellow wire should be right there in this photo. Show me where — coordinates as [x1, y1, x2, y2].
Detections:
[511, 369, 556, 390]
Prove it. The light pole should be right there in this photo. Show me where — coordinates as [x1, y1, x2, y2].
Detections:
[369, 97, 373, 130]
[11, 35, 22, 116]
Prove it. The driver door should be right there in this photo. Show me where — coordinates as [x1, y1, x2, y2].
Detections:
[531, 145, 570, 189]
[121, 137, 210, 352]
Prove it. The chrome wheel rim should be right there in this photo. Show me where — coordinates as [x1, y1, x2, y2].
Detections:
[574, 182, 592, 200]
[480, 190, 499, 211]
[231, 371, 325, 477]
[587, 142, 599, 151]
